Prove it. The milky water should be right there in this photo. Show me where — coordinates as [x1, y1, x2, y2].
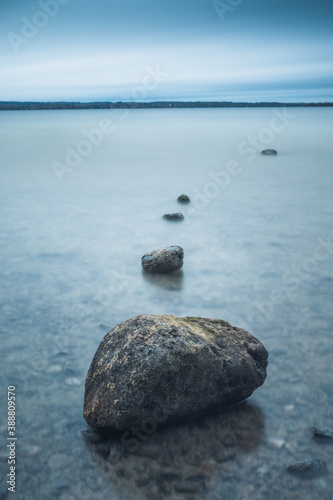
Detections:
[0, 108, 333, 499]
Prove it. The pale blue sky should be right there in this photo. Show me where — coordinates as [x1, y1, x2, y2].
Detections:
[1, 0, 332, 102]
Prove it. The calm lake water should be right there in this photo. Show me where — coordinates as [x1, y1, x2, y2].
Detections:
[1, 108, 333, 499]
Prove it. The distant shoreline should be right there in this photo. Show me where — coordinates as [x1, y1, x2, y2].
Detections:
[0, 101, 332, 111]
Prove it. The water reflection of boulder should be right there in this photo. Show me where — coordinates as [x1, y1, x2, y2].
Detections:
[141, 269, 184, 290]
[83, 401, 264, 499]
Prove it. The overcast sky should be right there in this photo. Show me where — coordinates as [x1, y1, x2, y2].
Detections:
[1, 0, 332, 102]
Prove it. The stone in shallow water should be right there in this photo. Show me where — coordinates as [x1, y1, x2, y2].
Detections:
[287, 458, 327, 477]
[312, 426, 333, 439]
[177, 194, 190, 203]
[162, 213, 184, 221]
[83, 314, 268, 431]
[142, 246, 184, 273]
[261, 149, 277, 155]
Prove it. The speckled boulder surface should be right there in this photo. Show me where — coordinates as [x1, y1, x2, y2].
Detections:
[83, 315, 268, 432]
[141, 246, 184, 273]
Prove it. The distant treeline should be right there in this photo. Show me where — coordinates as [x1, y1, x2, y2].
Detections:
[0, 101, 332, 111]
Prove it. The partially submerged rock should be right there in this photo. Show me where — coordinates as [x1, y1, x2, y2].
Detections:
[162, 213, 184, 221]
[83, 314, 268, 432]
[287, 458, 327, 477]
[261, 149, 277, 155]
[312, 426, 333, 440]
[177, 194, 190, 203]
[142, 246, 184, 273]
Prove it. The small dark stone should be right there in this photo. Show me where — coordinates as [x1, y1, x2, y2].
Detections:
[142, 246, 184, 273]
[312, 426, 333, 439]
[287, 458, 327, 477]
[261, 149, 277, 155]
[162, 213, 184, 221]
[177, 194, 190, 203]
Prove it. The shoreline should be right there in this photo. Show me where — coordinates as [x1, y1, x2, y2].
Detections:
[1, 101, 333, 111]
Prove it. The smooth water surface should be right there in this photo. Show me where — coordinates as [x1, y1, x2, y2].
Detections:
[1, 108, 333, 499]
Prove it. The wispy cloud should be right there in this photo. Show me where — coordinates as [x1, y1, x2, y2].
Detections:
[1, 1, 332, 102]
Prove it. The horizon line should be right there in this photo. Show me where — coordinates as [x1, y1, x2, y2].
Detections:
[1, 100, 333, 104]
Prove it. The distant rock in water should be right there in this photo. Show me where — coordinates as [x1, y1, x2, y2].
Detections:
[287, 458, 327, 477]
[312, 426, 333, 439]
[177, 194, 190, 203]
[163, 213, 184, 221]
[83, 314, 268, 432]
[261, 149, 277, 155]
[141, 246, 184, 273]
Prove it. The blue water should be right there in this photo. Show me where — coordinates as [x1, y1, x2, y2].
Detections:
[0, 108, 332, 499]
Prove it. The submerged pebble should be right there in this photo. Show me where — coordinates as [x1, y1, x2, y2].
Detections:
[46, 364, 63, 374]
[287, 458, 327, 476]
[48, 453, 73, 471]
[312, 426, 333, 439]
[65, 377, 82, 386]
[267, 437, 285, 449]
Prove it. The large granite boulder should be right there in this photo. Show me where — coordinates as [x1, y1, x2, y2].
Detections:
[142, 246, 183, 273]
[83, 315, 268, 432]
